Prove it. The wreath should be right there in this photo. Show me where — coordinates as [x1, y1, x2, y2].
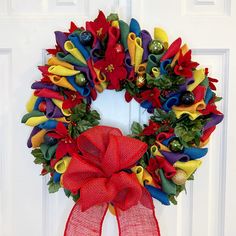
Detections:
[21, 11, 223, 236]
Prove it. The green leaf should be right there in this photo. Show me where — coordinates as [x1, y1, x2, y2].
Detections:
[48, 182, 61, 193]
[131, 122, 143, 135]
[107, 13, 119, 21]
[168, 195, 177, 205]
[215, 96, 222, 102]
[31, 149, 44, 158]
[64, 189, 71, 198]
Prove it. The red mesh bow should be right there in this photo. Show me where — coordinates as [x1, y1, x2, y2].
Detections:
[63, 126, 161, 236]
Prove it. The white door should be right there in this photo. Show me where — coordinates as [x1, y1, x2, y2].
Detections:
[0, 0, 235, 235]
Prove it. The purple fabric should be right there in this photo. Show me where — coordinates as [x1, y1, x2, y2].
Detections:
[27, 126, 42, 148]
[141, 30, 152, 62]
[45, 98, 63, 118]
[160, 150, 190, 165]
[204, 114, 224, 131]
[74, 66, 93, 85]
[90, 40, 104, 62]
[55, 31, 68, 54]
[179, 77, 194, 92]
[31, 81, 58, 91]
[124, 52, 133, 72]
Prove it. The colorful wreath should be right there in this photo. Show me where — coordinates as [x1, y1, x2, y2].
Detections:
[22, 11, 224, 236]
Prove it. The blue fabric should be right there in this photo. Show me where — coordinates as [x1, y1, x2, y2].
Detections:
[68, 35, 90, 60]
[129, 18, 141, 36]
[160, 59, 172, 75]
[145, 185, 170, 205]
[33, 97, 44, 110]
[38, 120, 58, 130]
[204, 87, 214, 105]
[140, 100, 153, 109]
[53, 172, 61, 183]
[183, 147, 208, 160]
[163, 94, 180, 112]
[162, 136, 175, 146]
[67, 76, 90, 97]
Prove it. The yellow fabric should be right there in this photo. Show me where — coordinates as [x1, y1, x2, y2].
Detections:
[25, 116, 48, 126]
[137, 63, 147, 76]
[134, 37, 143, 72]
[127, 32, 136, 65]
[174, 160, 202, 179]
[187, 69, 205, 91]
[31, 129, 47, 148]
[52, 98, 71, 117]
[111, 20, 119, 28]
[54, 156, 71, 174]
[172, 100, 206, 120]
[94, 68, 106, 82]
[95, 82, 108, 93]
[171, 44, 189, 67]
[64, 41, 87, 64]
[131, 166, 155, 187]
[48, 56, 74, 70]
[152, 67, 160, 77]
[49, 75, 76, 91]
[48, 65, 80, 76]
[154, 27, 169, 49]
[26, 94, 38, 112]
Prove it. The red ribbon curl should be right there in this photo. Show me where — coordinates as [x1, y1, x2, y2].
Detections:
[63, 126, 161, 236]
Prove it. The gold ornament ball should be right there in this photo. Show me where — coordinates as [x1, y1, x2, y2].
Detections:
[136, 75, 146, 88]
[172, 169, 188, 185]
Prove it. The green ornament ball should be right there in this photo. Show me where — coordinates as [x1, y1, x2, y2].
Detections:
[75, 73, 87, 87]
[148, 40, 164, 55]
[168, 138, 184, 153]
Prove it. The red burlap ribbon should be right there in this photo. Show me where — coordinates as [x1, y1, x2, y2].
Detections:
[63, 126, 161, 236]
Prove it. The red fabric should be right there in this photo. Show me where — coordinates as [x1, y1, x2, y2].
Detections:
[107, 26, 120, 50]
[193, 85, 206, 103]
[34, 88, 65, 101]
[63, 126, 161, 236]
[201, 126, 216, 142]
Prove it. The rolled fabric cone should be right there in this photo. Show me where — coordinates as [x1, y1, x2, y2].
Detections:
[25, 116, 48, 126]
[48, 65, 80, 76]
[192, 85, 207, 103]
[146, 53, 164, 74]
[141, 30, 152, 62]
[131, 166, 155, 186]
[53, 172, 61, 183]
[38, 66, 50, 75]
[67, 76, 90, 97]
[160, 37, 182, 62]
[130, 18, 141, 36]
[48, 56, 74, 70]
[145, 185, 170, 205]
[38, 120, 58, 130]
[119, 20, 129, 50]
[54, 156, 71, 174]
[68, 35, 90, 60]
[160, 59, 172, 75]
[55, 31, 68, 54]
[31, 129, 47, 148]
[49, 75, 76, 91]
[56, 52, 86, 67]
[45, 98, 63, 118]
[34, 97, 44, 110]
[40, 143, 58, 161]
[159, 169, 176, 195]
[90, 40, 104, 62]
[52, 99, 71, 117]
[107, 26, 120, 49]
[124, 52, 133, 72]
[204, 114, 224, 130]
[163, 94, 180, 112]
[179, 77, 194, 92]
[31, 81, 58, 91]
[152, 67, 160, 77]
[204, 87, 214, 104]
[137, 63, 147, 76]
[27, 126, 41, 148]
[34, 88, 65, 101]
[21, 110, 45, 123]
[171, 44, 188, 67]
[187, 69, 205, 91]
[26, 94, 38, 112]
[154, 27, 169, 49]
[127, 32, 136, 65]
[134, 37, 144, 72]
[160, 150, 190, 165]
[201, 126, 216, 142]
[183, 147, 208, 160]
[64, 41, 87, 65]
[174, 160, 202, 179]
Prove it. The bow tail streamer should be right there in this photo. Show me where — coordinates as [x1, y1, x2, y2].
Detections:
[64, 203, 108, 236]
